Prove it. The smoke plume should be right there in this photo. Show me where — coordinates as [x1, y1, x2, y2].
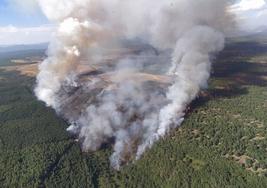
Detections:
[35, 0, 232, 169]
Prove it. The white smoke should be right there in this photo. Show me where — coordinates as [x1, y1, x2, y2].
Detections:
[35, 0, 233, 170]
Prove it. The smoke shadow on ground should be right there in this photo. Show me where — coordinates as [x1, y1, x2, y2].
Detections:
[213, 60, 267, 87]
[214, 40, 267, 87]
[220, 41, 267, 59]
[189, 86, 249, 115]
[188, 40, 267, 114]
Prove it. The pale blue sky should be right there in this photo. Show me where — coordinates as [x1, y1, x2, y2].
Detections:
[0, 0, 48, 27]
[0, 0, 54, 45]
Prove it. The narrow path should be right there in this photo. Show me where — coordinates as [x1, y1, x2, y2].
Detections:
[0, 136, 4, 149]
[38, 141, 75, 187]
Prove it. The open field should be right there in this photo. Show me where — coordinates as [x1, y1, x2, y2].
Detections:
[0, 37, 267, 187]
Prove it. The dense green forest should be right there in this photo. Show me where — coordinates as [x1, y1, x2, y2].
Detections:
[0, 38, 267, 187]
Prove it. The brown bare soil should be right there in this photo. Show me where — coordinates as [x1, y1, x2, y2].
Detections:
[1, 62, 39, 77]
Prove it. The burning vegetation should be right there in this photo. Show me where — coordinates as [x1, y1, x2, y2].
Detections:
[35, 0, 233, 169]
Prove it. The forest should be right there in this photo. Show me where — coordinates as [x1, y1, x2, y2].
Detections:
[0, 37, 267, 187]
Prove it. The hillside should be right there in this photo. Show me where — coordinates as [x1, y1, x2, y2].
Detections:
[0, 37, 267, 187]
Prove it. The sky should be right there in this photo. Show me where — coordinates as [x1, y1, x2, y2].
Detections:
[231, 0, 267, 32]
[0, 0, 54, 45]
[0, 0, 267, 45]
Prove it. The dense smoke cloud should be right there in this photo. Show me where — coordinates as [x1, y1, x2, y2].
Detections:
[35, 0, 232, 169]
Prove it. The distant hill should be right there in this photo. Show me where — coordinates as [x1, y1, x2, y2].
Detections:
[0, 43, 48, 53]
[228, 30, 267, 43]
[0, 43, 47, 64]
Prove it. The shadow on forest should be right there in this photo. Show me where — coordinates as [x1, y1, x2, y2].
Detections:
[189, 40, 267, 113]
[215, 40, 267, 86]
[219, 41, 267, 58]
